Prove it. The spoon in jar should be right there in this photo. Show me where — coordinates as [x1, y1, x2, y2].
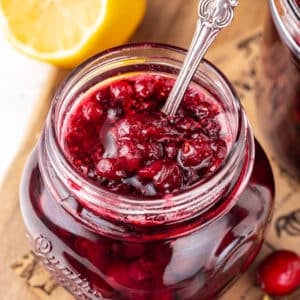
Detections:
[161, 0, 239, 116]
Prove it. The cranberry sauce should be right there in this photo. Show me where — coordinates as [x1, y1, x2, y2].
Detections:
[20, 44, 274, 300]
[62, 74, 229, 197]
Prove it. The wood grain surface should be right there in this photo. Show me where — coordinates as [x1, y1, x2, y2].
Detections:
[2, 1, 298, 300]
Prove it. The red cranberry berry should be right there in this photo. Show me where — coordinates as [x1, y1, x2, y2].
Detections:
[114, 114, 145, 140]
[183, 90, 219, 119]
[95, 158, 126, 180]
[174, 116, 202, 133]
[257, 250, 300, 296]
[117, 140, 142, 172]
[200, 118, 221, 137]
[110, 80, 134, 100]
[138, 142, 164, 161]
[164, 143, 178, 159]
[138, 160, 182, 192]
[154, 77, 173, 101]
[134, 76, 155, 98]
[179, 136, 213, 168]
[82, 100, 103, 122]
[138, 160, 165, 180]
[92, 144, 105, 163]
[95, 87, 110, 103]
[123, 97, 158, 114]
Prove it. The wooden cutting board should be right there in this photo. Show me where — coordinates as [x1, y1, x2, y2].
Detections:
[1, 1, 299, 299]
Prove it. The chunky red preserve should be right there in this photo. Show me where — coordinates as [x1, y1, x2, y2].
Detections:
[20, 44, 275, 300]
[62, 74, 228, 196]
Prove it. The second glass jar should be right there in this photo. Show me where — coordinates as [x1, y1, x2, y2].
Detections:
[256, 0, 300, 178]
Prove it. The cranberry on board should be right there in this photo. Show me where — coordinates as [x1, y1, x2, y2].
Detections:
[257, 250, 300, 296]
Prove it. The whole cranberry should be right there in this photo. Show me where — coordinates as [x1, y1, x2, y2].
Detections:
[138, 160, 182, 192]
[82, 100, 103, 122]
[117, 140, 142, 172]
[179, 136, 213, 168]
[110, 80, 134, 100]
[257, 250, 300, 296]
[134, 76, 155, 98]
[153, 77, 173, 101]
[95, 158, 126, 180]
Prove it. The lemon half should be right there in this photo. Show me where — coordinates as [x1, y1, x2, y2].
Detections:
[0, 0, 146, 68]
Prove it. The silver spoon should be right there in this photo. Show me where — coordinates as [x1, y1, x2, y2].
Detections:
[161, 0, 239, 116]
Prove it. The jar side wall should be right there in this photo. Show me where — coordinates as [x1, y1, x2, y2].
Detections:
[20, 139, 274, 300]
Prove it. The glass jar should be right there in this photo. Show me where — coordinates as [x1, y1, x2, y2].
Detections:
[256, 0, 300, 178]
[20, 44, 274, 300]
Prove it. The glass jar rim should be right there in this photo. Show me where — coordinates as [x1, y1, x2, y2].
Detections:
[41, 43, 254, 226]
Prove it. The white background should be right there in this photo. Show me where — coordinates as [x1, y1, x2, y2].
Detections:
[0, 31, 53, 184]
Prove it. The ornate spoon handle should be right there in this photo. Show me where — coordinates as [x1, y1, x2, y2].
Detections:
[161, 0, 239, 116]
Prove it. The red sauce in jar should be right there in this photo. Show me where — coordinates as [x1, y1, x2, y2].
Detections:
[62, 74, 229, 197]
